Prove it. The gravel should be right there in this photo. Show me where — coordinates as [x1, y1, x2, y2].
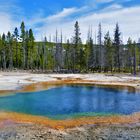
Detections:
[0, 123, 140, 140]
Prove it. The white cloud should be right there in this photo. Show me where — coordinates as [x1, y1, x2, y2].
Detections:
[95, 0, 114, 3]
[0, 12, 13, 34]
[0, 1, 139, 44]
[95, 0, 132, 4]
[33, 4, 140, 44]
[0, 0, 22, 34]
[27, 6, 88, 26]
[47, 7, 82, 21]
[100, 4, 123, 12]
[0, 12, 19, 34]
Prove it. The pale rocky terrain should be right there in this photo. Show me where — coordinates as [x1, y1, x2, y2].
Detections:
[0, 123, 140, 140]
[0, 72, 140, 91]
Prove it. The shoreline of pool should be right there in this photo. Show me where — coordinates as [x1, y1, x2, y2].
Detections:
[0, 78, 139, 95]
[0, 72, 140, 92]
[0, 111, 140, 130]
[0, 72, 140, 129]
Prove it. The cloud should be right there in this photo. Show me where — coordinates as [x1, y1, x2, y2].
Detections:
[100, 4, 123, 12]
[0, 0, 139, 44]
[95, 0, 132, 4]
[78, 5, 140, 43]
[47, 7, 84, 21]
[0, 0, 22, 34]
[0, 12, 20, 35]
[0, 13, 13, 34]
[95, 0, 114, 3]
[33, 4, 140, 44]
[27, 6, 88, 26]
[27, 6, 88, 39]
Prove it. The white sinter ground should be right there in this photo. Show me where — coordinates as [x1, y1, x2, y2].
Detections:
[0, 72, 140, 90]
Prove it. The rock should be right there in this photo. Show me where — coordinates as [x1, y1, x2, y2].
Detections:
[0, 124, 140, 140]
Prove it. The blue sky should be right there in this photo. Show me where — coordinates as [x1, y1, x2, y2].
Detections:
[0, 0, 140, 43]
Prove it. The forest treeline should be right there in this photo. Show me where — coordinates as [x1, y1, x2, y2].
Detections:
[0, 21, 139, 74]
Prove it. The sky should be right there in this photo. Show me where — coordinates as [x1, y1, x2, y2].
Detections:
[0, 0, 140, 43]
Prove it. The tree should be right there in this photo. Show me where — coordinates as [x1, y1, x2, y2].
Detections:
[0, 20, 139, 74]
[65, 39, 70, 70]
[28, 29, 35, 69]
[114, 23, 121, 72]
[126, 38, 133, 73]
[20, 21, 26, 69]
[79, 44, 85, 71]
[42, 37, 47, 71]
[97, 23, 104, 72]
[0, 35, 2, 68]
[2, 34, 6, 70]
[25, 30, 29, 68]
[55, 30, 63, 72]
[132, 41, 137, 75]
[87, 37, 94, 71]
[104, 31, 113, 72]
[13, 27, 19, 68]
[72, 21, 82, 72]
[7, 31, 13, 70]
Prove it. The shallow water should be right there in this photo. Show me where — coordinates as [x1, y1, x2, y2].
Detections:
[0, 85, 140, 119]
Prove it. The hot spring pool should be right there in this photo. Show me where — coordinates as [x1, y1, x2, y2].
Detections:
[0, 85, 140, 119]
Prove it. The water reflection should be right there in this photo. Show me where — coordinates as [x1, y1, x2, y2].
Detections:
[0, 85, 140, 117]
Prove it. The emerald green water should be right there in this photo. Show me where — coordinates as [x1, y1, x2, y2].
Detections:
[0, 85, 140, 119]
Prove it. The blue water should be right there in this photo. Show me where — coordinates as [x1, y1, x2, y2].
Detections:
[0, 85, 140, 119]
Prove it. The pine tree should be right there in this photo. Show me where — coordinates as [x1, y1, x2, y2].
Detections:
[72, 21, 81, 72]
[114, 23, 121, 72]
[13, 27, 19, 68]
[104, 31, 113, 72]
[2, 34, 6, 70]
[0, 20, 139, 74]
[25, 30, 29, 68]
[126, 38, 133, 73]
[28, 29, 35, 69]
[55, 30, 63, 72]
[87, 37, 94, 71]
[97, 23, 103, 72]
[20, 21, 26, 69]
[7, 31, 13, 70]
[132, 41, 137, 75]
[42, 37, 47, 71]
[0, 35, 2, 68]
[65, 39, 70, 70]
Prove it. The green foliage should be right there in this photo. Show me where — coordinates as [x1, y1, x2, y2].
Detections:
[0, 21, 139, 74]
[104, 32, 113, 72]
[113, 23, 121, 72]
